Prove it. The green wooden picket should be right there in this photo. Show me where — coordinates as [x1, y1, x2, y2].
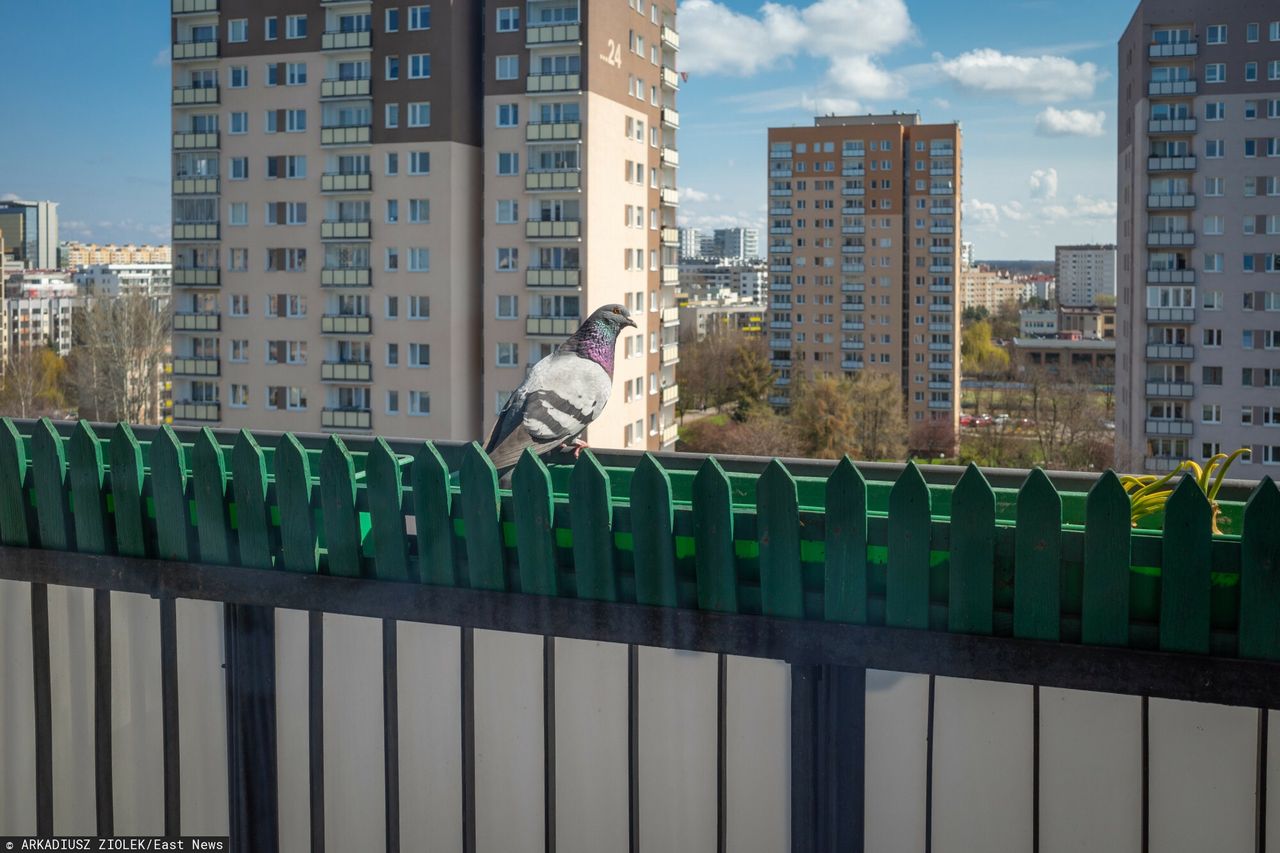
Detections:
[1160, 476, 1212, 654]
[319, 435, 362, 578]
[192, 428, 233, 566]
[367, 438, 412, 582]
[823, 457, 867, 624]
[108, 423, 147, 558]
[631, 453, 678, 608]
[0, 419, 31, 547]
[948, 464, 994, 635]
[886, 462, 931, 629]
[1082, 471, 1131, 646]
[692, 457, 737, 613]
[460, 442, 505, 591]
[757, 459, 803, 619]
[274, 433, 317, 573]
[68, 421, 110, 555]
[411, 442, 455, 586]
[1013, 468, 1062, 642]
[150, 426, 192, 562]
[513, 450, 558, 596]
[1239, 477, 1280, 660]
[569, 450, 617, 602]
[231, 431, 273, 571]
[31, 418, 72, 551]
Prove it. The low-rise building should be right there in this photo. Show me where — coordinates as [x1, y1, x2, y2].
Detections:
[4, 272, 78, 356]
[678, 260, 768, 303]
[1010, 334, 1116, 382]
[1058, 304, 1116, 340]
[960, 265, 1038, 311]
[1019, 309, 1058, 337]
[677, 299, 765, 342]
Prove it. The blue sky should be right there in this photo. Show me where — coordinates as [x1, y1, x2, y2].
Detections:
[0, 0, 1134, 258]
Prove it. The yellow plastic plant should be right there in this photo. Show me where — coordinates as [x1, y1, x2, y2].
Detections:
[1120, 448, 1250, 534]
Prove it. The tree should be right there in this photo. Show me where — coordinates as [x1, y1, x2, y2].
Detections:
[678, 409, 802, 458]
[961, 305, 990, 326]
[790, 371, 907, 461]
[727, 334, 776, 419]
[1020, 366, 1114, 471]
[66, 293, 171, 424]
[961, 320, 1010, 377]
[989, 300, 1021, 341]
[0, 346, 67, 419]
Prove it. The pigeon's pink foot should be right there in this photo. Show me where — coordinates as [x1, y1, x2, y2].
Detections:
[570, 437, 589, 459]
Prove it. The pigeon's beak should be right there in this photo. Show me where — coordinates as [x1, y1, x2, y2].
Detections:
[623, 315, 638, 328]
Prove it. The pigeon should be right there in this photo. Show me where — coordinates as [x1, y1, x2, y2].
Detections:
[483, 303, 638, 472]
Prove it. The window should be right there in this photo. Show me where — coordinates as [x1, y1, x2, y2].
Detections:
[497, 248, 518, 271]
[230, 157, 248, 180]
[385, 247, 399, 270]
[229, 203, 248, 226]
[1203, 366, 1223, 385]
[497, 104, 519, 127]
[497, 7, 520, 31]
[386, 199, 399, 223]
[496, 343, 519, 366]
[408, 102, 430, 127]
[287, 62, 306, 85]
[286, 14, 307, 39]
[229, 66, 248, 88]
[496, 55, 518, 80]
[1205, 102, 1225, 120]
[1206, 24, 1227, 44]
[265, 16, 278, 40]
[1202, 404, 1221, 423]
[229, 112, 248, 134]
[1273, 22, 1280, 41]
[496, 200, 518, 223]
[230, 340, 249, 363]
[387, 391, 400, 414]
[497, 294, 518, 318]
[409, 152, 430, 174]
[385, 103, 399, 128]
[409, 199, 429, 223]
[230, 385, 249, 408]
[1271, 60, 1280, 81]
[229, 250, 248, 272]
[1205, 63, 1225, 83]
[266, 64, 280, 86]
[409, 6, 431, 30]
[409, 391, 431, 416]
[385, 8, 400, 31]
[386, 296, 399, 318]
[1206, 139, 1224, 158]
[386, 343, 399, 367]
[1247, 62, 1259, 82]
[228, 18, 248, 42]
[1204, 176, 1224, 196]
[1248, 22, 1260, 42]
[286, 109, 306, 132]
[386, 56, 400, 80]
[230, 294, 249, 316]
[497, 152, 519, 175]
[1204, 214, 1224, 234]
[1204, 252, 1223, 272]
[265, 111, 279, 134]
[386, 152, 399, 175]
[408, 296, 430, 318]
[409, 54, 431, 79]
[1203, 328, 1222, 347]
[408, 248, 429, 271]
[409, 343, 430, 367]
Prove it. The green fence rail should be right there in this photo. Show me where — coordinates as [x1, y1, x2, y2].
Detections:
[1, 418, 1278, 661]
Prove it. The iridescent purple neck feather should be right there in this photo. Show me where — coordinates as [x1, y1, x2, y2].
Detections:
[561, 317, 622, 376]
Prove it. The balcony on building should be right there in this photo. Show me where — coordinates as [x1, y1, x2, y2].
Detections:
[841, 359, 864, 370]
[526, 23, 581, 46]
[322, 408, 372, 430]
[841, 301, 864, 312]
[661, 107, 679, 128]
[841, 166, 865, 178]
[527, 121, 581, 143]
[930, 203, 955, 215]
[172, 0, 218, 14]
[660, 25, 679, 50]
[173, 85, 219, 106]
[321, 77, 371, 99]
[322, 171, 372, 193]
[929, 322, 952, 333]
[1144, 381, 1194, 398]
[322, 29, 372, 50]
[1144, 456, 1185, 473]
[660, 187, 679, 206]
[173, 268, 220, 287]
[928, 341, 953, 351]
[173, 131, 219, 151]
[661, 343, 679, 365]
[174, 177, 219, 196]
[1148, 118, 1197, 134]
[1146, 306, 1194, 323]
[928, 399, 953, 410]
[1145, 343, 1195, 360]
[930, 143, 955, 157]
[321, 361, 373, 382]
[321, 313, 372, 334]
[769, 320, 792, 330]
[661, 67, 680, 90]
[769, 187, 793, 197]
[928, 380, 953, 390]
[661, 384, 679, 406]
[1146, 193, 1196, 209]
[660, 226, 679, 245]
[841, 204, 865, 215]
[771, 282, 792, 292]
[1145, 419, 1193, 436]
[321, 267, 372, 287]
[929, 185, 955, 196]
[841, 340, 864, 351]
[841, 244, 864, 255]
[929, 301, 953, 312]
[321, 124, 373, 146]
[526, 168, 581, 192]
[841, 224, 864, 235]
[526, 73, 581, 94]
[930, 165, 955, 177]
[1149, 40, 1197, 58]
[172, 401, 220, 421]
[526, 266, 580, 288]
[772, 242, 794, 253]
[1148, 79, 1197, 96]
[1147, 231, 1195, 247]
[929, 262, 955, 273]
[661, 147, 679, 167]
[661, 267, 678, 284]
[842, 263, 865, 274]
[929, 245, 953, 255]
[526, 219, 581, 240]
[661, 307, 679, 326]
[1148, 156, 1197, 172]
[173, 38, 219, 62]
[929, 224, 954, 234]
[172, 357, 220, 377]
[173, 312, 220, 332]
[842, 186, 865, 197]
[172, 223, 220, 241]
[1145, 268, 1195, 284]
[322, 219, 372, 240]
[929, 281, 953, 293]
[527, 315, 581, 337]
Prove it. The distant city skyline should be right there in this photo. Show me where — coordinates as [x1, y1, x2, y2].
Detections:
[2, 0, 1131, 258]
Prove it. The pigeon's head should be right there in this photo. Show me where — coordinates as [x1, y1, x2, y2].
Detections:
[588, 303, 638, 333]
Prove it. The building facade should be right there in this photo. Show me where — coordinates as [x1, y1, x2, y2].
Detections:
[73, 263, 174, 297]
[767, 113, 962, 450]
[677, 259, 766, 303]
[4, 274, 77, 357]
[0, 200, 59, 270]
[677, 225, 699, 259]
[1116, 0, 1280, 474]
[169, 0, 678, 449]
[1055, 243, 1117, 306]
[959, 264, 1036, 311]
[63, 243, 173, 267]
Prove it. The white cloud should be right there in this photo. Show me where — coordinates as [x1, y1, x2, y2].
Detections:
[681, 186, 715, 203]
[933, 48, 1107, 103]
[1000, 201, 1027, 222]
[152, 47, 171, 68]
[0, 192, 20, 202]
[1041, 195, 1117, 223]
[963, 198, 1000, 227]
[677, 210, 765, 233]
[1029, 168, 1058, 200]
[679, 0, 913, 100]
[931, 97, 951, 110]
[800, 94, 866, 115]
[1035, 107, 1106, 137]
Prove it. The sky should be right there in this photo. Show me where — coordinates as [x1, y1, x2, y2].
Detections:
[0, 0, 1136, 259]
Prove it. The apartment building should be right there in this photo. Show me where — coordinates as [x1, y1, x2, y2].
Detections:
[169, 0, 678, 449]
[1116, 0, 1280, 474]
[959, 264, 1037, 311]
[1055, 243, 1117, 306]
[62, 243, 173, 266]
[766, 114, 962, 451]
[4, 273, 77, 357]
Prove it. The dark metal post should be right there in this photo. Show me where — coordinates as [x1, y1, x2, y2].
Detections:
[792, 664, 866, 853]
[225, 603, 279, 852]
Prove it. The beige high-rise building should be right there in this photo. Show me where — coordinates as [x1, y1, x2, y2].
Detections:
[170, 0, 678, 448]
[1116, 0, 1280, 475]
[766, 114, 962, 452]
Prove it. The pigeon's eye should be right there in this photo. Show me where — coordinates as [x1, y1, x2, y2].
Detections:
[612, 307, 622, 314]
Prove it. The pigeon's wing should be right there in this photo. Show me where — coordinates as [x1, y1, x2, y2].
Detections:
[483, 354, 613, 471]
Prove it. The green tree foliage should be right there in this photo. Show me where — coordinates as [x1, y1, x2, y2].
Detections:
[0, 346, 67, 419]
[961, 320, 1011, 377]
[789, 371, 907, 460]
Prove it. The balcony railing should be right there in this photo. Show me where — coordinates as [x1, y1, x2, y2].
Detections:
[321, 314, 372, 334]
[526, 267, 580, 288]
[171, 0, 217, 14]
[661, 227, 679, 245]
[661, 26, 679, 50]
[1147, 231, 1195, 247]
[1148, 80, 1197, 96]
[172, 223, 220, 241]
[526, 73, 581, 94]
[172, 357, 220, 377]
[321, 125, 372, 146]
[172, 40, 219, 61]
[321, 267, 372, 287]
[526, 316, 580, 337]
[321, 408, 372, 429]
[321, 172, 372, 192]
[1145, 419, 1194, 436]
[173, 312, 221, 332]
[525, 169, 581, 191]
[930, 204, 954, 215]
[173, 131, 219, 150]
[1148, 156, 1197, 171]
[173, 86, 219, 106]
[1147, 194, 1196, 209]
[525, 23, 580, 46]
[322, 361, 373, 382]
[660, 187, 679, 206]
[170, 401, 220, 420]
[321, 78, 371, 98]
[525, 219, 581, 239]
[661, 307, 679, 325]
[1145, 269, 1195, 284]
[661, 107, 679, 128]
[661, 343, 679, 365]
[1146, 307, 1194, 323]
[660, 267, 678, 284]
[173, 269, 220, 287]
[661, 67, 680, 89]
[322, 30, 372, 50]
[841, 358, 864, 370]
[526, 121, 581, 142]
[661, 384, 679, 406]
[661, 147, 679, 167]
[1149, 41, 1197, 57]
[1145, 343, 1195, 360]
[1148, 118, 1197, 134]
[1144, 380, 1194, 398]
[321, 220, 372, 240]
[173, 177, 219, 196]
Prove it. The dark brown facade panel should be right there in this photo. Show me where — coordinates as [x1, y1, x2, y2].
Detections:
[219, 0, 324, 57]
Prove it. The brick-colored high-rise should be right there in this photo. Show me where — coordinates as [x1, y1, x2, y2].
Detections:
[766, 114, 962, 452]
[169, 0, 679, 448]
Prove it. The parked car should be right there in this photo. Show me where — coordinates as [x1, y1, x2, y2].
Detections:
[959, 414, 975, 426]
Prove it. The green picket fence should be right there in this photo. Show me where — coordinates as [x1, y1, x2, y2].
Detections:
[1, 417, 1278, 662]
